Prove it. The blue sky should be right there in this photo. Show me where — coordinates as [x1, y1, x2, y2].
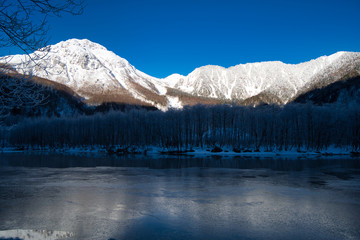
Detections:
[2, 0, 360, 78]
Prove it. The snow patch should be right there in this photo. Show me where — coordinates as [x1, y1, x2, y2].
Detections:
[167, 96, 183, 109]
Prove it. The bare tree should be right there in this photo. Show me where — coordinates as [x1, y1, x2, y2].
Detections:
[0, 0, 84, 124]
[0, 72, 49, 124]
[0, 0, 84, 55]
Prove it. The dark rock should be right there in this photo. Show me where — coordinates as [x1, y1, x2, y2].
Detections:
[211, 146, 223, 153]
[233, 147, 242, 153]
[350, 151, 360, 157]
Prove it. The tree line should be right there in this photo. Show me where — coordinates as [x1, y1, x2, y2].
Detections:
[1, 103, 360, 152]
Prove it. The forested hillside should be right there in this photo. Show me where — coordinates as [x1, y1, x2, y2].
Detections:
[0, 73, 157, 126]
[294, 76, 360, 105]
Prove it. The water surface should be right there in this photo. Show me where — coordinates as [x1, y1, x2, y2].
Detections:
[0, 153, 359, 240]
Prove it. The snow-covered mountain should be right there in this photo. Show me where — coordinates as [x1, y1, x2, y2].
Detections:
[164, 51, 360, 104]
[1, 39, 360, 109]
[2, 39, 173, 110]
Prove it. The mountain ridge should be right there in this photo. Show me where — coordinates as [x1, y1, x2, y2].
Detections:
[168, 51, 360, 104]
[1, 39, 359, 109]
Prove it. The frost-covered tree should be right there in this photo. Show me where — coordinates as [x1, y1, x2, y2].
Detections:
[0, 73, 49, 124]
[3, 103, 360, 151]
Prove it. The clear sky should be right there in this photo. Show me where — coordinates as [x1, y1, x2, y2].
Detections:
[2, 0, 360, 78]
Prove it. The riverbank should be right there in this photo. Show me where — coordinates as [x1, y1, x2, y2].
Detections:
[1, 145, 359, 158]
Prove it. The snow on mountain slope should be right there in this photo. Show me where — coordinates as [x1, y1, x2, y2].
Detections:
[1, 39, 359, 109]
[165, 51, 360, 104]
[2, 39, 170, 109]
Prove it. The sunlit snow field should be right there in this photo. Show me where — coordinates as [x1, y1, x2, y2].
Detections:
[0, 153, 359, 240]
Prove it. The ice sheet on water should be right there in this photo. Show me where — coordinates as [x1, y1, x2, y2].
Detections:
[0, 229, 74, 240]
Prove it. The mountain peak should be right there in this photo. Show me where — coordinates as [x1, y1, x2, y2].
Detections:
[54, 38, 107, 51]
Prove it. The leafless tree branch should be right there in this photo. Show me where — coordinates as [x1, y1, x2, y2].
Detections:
[0, 0, 84, 124]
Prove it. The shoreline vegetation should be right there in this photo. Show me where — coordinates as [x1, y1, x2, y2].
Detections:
[1, 104, 360, 155]
[1, 145, 359, 158]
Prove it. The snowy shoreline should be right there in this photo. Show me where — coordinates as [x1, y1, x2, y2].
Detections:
[1, 146, 359, 158]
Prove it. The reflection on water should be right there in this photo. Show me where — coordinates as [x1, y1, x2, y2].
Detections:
[0, 153, 359, 240]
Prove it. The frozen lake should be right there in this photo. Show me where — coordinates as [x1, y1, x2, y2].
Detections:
[0, 153, 359, 240]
